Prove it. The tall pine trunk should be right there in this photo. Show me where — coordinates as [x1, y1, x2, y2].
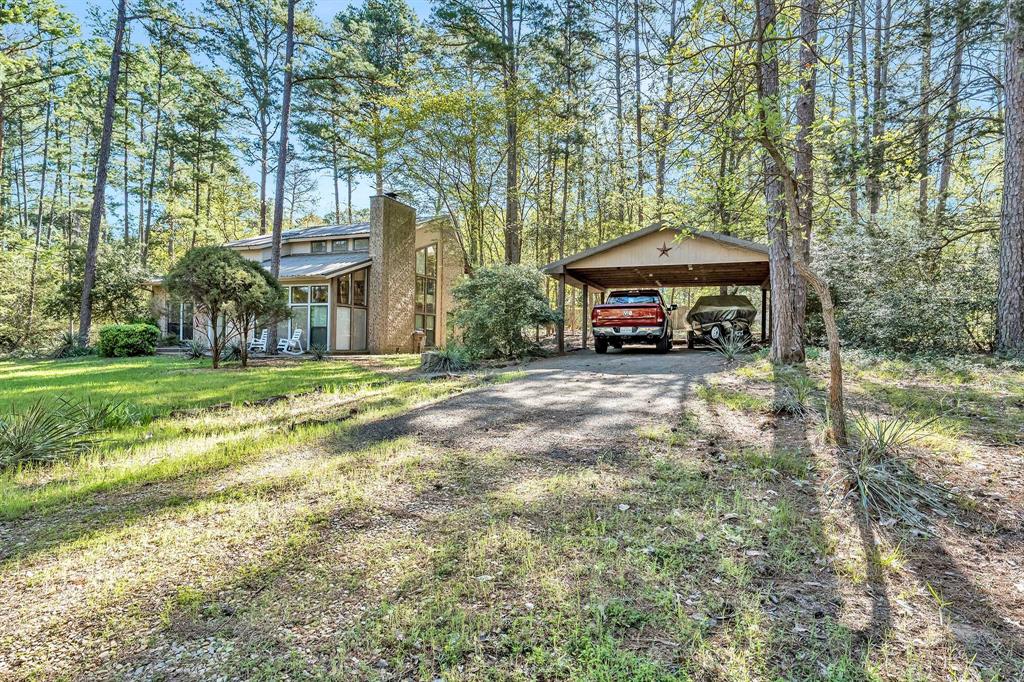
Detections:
[997, 0, 1024, 351]
[79, 0, 128, 344]
[503, 0, 521, 264]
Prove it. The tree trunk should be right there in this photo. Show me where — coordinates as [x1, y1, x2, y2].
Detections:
[633, 0, 644, 227]
[795, 261, 848, 445]
[503, 0, 521, 264]
[27, 84, 54, 336]
[793, 0, 818, 332]
[142, 43, 164, 267]
[756, 0, 805, 365]
[847, 0, 859, 223]
[655, 0, 679, 221]
[935, 0, 966, 225]
[270, 0, 296, 282]
[917, 0, 932, 227]
[613, 0, 626, 224]
[123, 26, 131, 243]
[79, 0, 128, 345]
[997, 0, 1024, 352]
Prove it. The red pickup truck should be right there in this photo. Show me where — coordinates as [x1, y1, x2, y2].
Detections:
[590, 289, 677, 354]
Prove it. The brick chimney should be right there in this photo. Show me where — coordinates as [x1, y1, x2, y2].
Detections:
[367, 194, 416, 354]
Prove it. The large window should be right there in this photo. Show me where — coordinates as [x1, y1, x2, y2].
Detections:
[280, 285, 329, 350]
[331, 239, 349, 253]
[415, 244, 437, 348]
[335, 268, 368, 351]
[352, 237, 369, 251]
[311, 241, 328, 254]
[167, 300, 194, 341]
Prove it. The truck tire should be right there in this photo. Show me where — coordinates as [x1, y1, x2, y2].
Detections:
[687, 331, 695, 349]
[655, 335, 671, 354]
[595, 338, 609, 354]
[709, 324, 723, 343]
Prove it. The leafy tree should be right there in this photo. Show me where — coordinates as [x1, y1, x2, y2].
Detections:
[45, 242, 148, 327]
[164, 246, 249, 367]
[450, 264, 559, 358]
[223, 258, 288, 367]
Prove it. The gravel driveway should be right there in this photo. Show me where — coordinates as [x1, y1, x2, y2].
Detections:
[359, 347, 721, 459]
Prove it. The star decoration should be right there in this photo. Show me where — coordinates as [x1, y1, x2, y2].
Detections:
[657, 241, 673, 257]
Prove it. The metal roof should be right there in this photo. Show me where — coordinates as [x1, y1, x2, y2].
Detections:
[227, 223, 371, 249]
[262, 253, 372, 280]
[541, 224, 768, 274]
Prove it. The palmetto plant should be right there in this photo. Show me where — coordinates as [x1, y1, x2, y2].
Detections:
[851, 413, 934, 462]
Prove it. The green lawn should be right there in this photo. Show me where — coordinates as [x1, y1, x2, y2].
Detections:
[1, 352, 1022, 680]
[0, 355, 419, 417]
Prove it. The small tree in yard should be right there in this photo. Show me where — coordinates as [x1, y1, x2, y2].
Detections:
[166, 247, 275, 368]
[451, 264, 560, 359]
[225, 260, 289, 368]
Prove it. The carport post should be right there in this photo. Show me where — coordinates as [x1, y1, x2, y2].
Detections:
[556, 275, 566, 353]
[761, 288, 767, 343]
[581, 284, 589, 349]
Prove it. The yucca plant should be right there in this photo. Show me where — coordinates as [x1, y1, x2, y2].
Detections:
[58, 396, 142, 430]
[771, 368, 817, 416]
[184, 340, 207, 359]
[309, 343, 329, 361]
[0, 399, 94, 470]
[421, 345, 474, 373]
[52, 331, 92, 359]
[223, 343, 242, 362]
[851, 412, 934, 463]
[710, 332, 750, 364]
[840, 412, 952, 530]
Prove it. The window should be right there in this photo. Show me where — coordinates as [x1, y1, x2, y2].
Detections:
[415, 244, 438, 348]
[311, 240, 327, 254]
[352, 269, 367, 306]
[167, 300, 194, 341]
[333, 268, 368, 351]
[282, 285, 329, 351]
[352, 237, 369, 251]
[331, 239, 349, 253]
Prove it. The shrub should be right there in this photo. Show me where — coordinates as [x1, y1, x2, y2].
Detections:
[97, 323, 160, 357]
[450, 264, 560, 359]
[165, 247, 287, 368]
[309, 343, 329, 361]
[421, 345, 474, 373]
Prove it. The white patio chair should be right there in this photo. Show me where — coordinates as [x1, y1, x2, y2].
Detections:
[277, 329, 303, 355]
[247, 329, 268, 354]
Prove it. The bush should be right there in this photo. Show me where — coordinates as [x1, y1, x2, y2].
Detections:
[97, 323, 160, 357]
[223, 342, 242, 362]
[816, 224, 997, 353]
[450, 264, 560, 359]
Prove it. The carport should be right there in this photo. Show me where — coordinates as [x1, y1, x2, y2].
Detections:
[541, 225, 772, 352]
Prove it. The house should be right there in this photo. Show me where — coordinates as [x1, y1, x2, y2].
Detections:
[150, 194, 465, 354]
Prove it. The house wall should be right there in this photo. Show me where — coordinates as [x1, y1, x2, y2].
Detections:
[416, 219, 465, 348]
[571, 230, 769, 270]
[367, 195, 417, 354]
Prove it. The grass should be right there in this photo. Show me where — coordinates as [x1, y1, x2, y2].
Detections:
[1, 351, 1021, 680]
[0, 355, 418, 416]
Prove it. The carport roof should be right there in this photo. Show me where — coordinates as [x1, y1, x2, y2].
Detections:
[541, 224, 770, 290]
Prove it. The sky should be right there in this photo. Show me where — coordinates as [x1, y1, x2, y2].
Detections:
[60, 0, 435, 226]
